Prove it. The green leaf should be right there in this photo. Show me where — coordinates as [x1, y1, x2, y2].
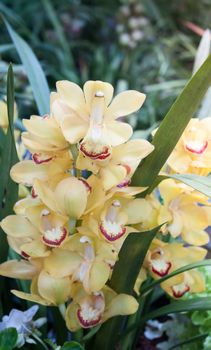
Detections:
[109, 227, 161, 294]
[0, 328, 18, 350]
[168, 333, 208, 350]
[91, 226, 161, 350]
[141, 259, 211, 296]
[170, 174, 211, 198]
[4, 19, 50, 115]
[61, 341, 84, 350]
[132, 55, 211, 193]
[0, 64, 19, 267]
[141, 297, 211, 324]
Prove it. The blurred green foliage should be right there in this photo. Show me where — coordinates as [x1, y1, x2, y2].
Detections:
[0, 0, 210, 130]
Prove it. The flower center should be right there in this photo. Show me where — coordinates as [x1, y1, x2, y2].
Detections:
[171, 282, 190, 298]
[77, 293, 104, 328]
[80, 91, 111, 160]
[41, 209, 67, 247]
[185, 140, 208, 155]
[99, 200, 126, 241]
[150, 249, 172, 277]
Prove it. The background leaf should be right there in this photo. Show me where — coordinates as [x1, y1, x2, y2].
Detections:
[132, 55, 211, 193]
[0, 64, 18, 267]
[0, 328, 18, 350]
[4, 19, 50, 115]
[61, 341, 85, 350]
[141, 297, 211, 324]
[170, 174, 211, 198]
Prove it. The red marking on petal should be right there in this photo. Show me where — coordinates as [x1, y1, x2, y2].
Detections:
[77, 308, 101, 328]
[151, 261, 172, 277]
[79, 178, 92, 193]
[185, 140, 208, 154]
[80, 143, 111, 160]
[99, 223, 126, 242]
[31, 187, 38, 198]
[42, 227, 67, 247]
[21, 251, 30, 260]
[121, 164, 131, 175]
[171, 284, 190, 298]
[32, 153, 53, 164]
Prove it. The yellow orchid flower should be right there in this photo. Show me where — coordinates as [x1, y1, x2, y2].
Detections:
[65, 283, 138, 331]
[48, 234, 118, 293]
[10, 153, 71, 188]
[33, 176, 88, 218]
[158, 179, 211, 245]
[1, 203, 69, 258]
[12, 271, 71, 306]
[166, 118, 211, 175]
[51, 80, 146, 161]
[77, 139, 154, 191]
[22, 114, 69, 164]
[146, 239, 206, 298]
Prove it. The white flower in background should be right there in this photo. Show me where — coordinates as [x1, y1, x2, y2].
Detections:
[0, 305, 46, 348]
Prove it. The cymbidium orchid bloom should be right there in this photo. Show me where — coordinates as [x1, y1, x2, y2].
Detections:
[46, 234, 117, 293]
[1, 203, 70, 257]
[157, 179, 211, 245]
[166, 118, 211, 175]
[82, 194, 140, 243]
[51, 80, 146, 160]
[146, 239, 206, 298]
[65, 283, 138, 331]
[77, 138, 154, 190]
[22, 114, 69, 164]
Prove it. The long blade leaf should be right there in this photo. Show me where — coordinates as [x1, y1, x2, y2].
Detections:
[4, 19, 50, 115]
[170, 173, 211, 198]
[132, 55, 211, 192]
[141, 297, 211, 323]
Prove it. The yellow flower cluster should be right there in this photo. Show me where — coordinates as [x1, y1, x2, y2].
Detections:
[0, 80, 210, 330]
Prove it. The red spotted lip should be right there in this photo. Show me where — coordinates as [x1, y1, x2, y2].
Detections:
[77, 308, 101, 328]
[151, 261, 172, 277]
[32, 153, 53, 164]
[171, 284, 190, 298]
[99, 222, 126, 242]
[42, 227, 67, 247]
[185, 140, 208, 154]
[80, 143, 111, 160]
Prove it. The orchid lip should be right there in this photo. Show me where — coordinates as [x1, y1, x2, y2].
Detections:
[77, 308, 101, 328]
[21, 251, 30, 260]
[171, 284, 190, 298]
[80, 143, 111, 160]
[99, 222, 126, 241]
[32, 153, 53, 164]
[185, 140, 208, 154]
[151, 261, 172, 277]
[42, 227, 67, 247]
